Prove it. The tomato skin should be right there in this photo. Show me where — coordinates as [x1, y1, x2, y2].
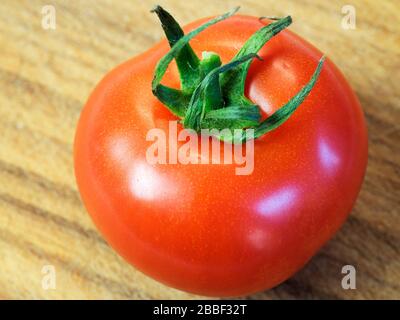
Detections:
[74, 15, 367, 296]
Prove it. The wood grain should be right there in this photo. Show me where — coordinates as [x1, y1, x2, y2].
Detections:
[0, 0, 399, 299]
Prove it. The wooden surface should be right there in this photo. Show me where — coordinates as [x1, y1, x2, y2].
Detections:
[0, 0, 399, 299]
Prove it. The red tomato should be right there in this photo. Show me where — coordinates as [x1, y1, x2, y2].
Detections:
[74, 13, 367, 296]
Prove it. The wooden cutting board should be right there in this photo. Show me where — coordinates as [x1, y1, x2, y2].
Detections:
[0, 0, 399, 299]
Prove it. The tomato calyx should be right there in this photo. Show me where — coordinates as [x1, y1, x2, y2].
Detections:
[151, 6, 325, 143]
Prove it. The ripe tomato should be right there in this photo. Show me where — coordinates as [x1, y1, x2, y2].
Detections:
[74, 10, 367, 297]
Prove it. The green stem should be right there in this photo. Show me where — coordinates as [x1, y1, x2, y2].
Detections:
[151, 7, 239, 117]
[151, 5, 200, 93]
[200, 52, 223, 113]
[151, 7, 325, 143]
[184, 53, 262, 131]
[221, 16, 292, 106]
[254, 56, 326, 139]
